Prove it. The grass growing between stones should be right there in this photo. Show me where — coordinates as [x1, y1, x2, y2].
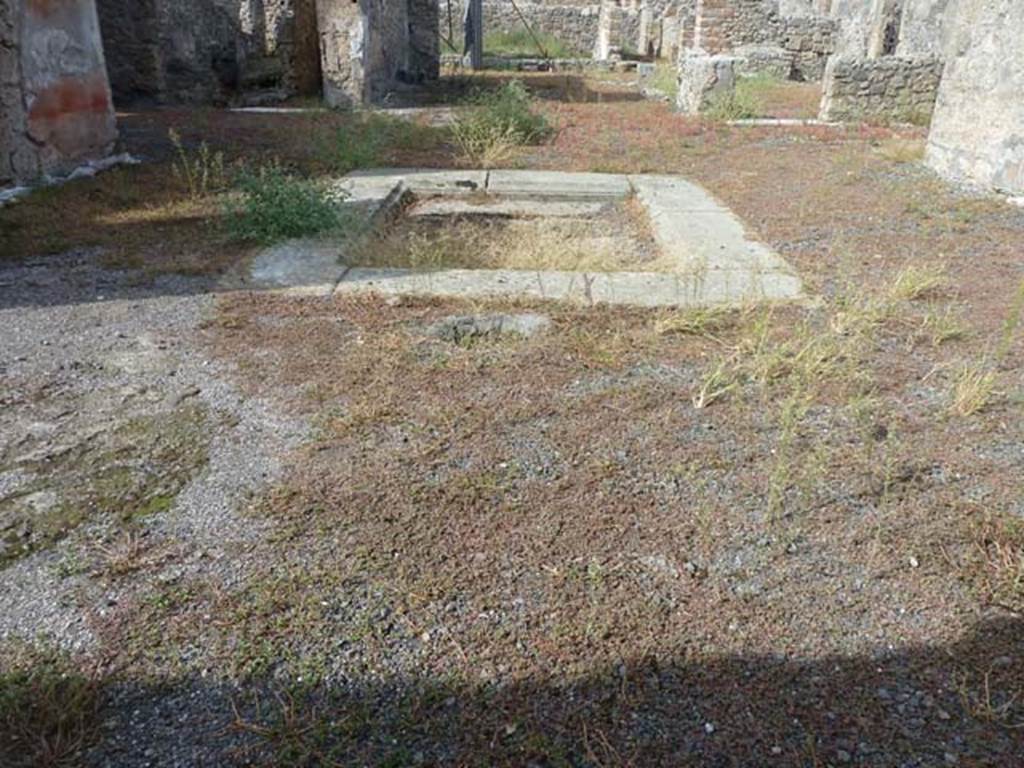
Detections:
[0, 405, 209, 567]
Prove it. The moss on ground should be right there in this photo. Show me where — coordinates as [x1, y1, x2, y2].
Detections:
[0, 405, 210, 567]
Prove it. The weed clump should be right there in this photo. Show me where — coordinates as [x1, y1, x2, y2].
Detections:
[888, 263, 949, 301]
[320, 113, 442, 174]
[949, 364, 999, 417]
[0, 645, 100, 768]
[169, 128, 226, 199]
[704, 75, 775, 121]
[228, 164, 348, 244]
[451, 80, 551, 167]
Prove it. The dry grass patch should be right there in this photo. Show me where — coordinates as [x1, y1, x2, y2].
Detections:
[948, 364, 999, 417]
[876, 137, 926, 164]
[653, 305, 739, 338]
[918, 303, 969, 347]
[346, 203, 664, 273]
[888, 263, 950, 302]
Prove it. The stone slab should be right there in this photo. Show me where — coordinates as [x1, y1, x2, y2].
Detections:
[629, 175, 802, 294]
[245, 170, 805, 307]
[334, 267, 802, 307]
[248, 239, 346, 295]
[410, 197, 609, 218]
[340, 169, 487, 201]
[487, 170, 632, 201]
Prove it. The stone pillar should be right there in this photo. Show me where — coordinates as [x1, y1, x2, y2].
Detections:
[926, 0, 1024, 194]
[594, 0, 615, 60]
[2, 0, 117, 186]
[676, 51, 736, 114]
[658, 14, 680, 61]
[637, 4, 653, 57]
[464, 0, 482, 69]
[316, 0, 367, 107]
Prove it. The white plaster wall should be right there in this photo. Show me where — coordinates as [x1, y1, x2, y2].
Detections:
[926, 0, 1024, 194]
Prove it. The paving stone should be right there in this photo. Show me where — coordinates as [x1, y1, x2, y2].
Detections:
[410, 198, 608, 218]
[339, 169, 487, 202]
[630, 175, 803, 288]
[247, 239, 346, 295]
[487, 170, 632, 200]
[334, 267, 803, 307]
[248, 170, 806, 307]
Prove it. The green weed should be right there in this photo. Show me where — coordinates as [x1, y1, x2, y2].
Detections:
[452, 81, 550, 167]
[169, 128, 226, 200]
[228, 164, 349, 244]
[484, 29, 580, 59]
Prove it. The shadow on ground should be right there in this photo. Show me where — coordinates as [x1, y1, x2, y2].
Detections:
[83, 616, 1023, 766]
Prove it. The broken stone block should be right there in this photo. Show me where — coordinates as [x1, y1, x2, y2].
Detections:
[675, 52, 737, 115]
[426, 314, 552, 343]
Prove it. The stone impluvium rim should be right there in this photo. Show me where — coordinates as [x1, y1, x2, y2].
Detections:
[246, 169, 806, 308]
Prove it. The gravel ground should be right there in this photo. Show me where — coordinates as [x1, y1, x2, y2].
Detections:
[0, 251, 308, 765]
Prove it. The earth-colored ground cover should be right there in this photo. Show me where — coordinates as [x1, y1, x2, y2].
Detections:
[1, 74, 1022, 767]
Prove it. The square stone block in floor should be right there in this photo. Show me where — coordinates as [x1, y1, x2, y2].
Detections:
[244, 169, 807, 308]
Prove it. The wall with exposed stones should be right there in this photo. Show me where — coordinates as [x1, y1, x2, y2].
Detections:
[95, 0, 323, 105]
[818, 54, 942, 123]
[690, 0, 835, 80]
[1, 0, 117, 186]
[442, 1, 602, 58]
[926, 0, 1024, 194]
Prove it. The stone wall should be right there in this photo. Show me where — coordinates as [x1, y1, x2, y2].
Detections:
[1, 0, 118, 186]
[443, 1, 602, 58]
[690, 0, 834, 80]
[926, 0, 1024, 194]
[818, 54, 942, 123]
[96, 0, 323, 105]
